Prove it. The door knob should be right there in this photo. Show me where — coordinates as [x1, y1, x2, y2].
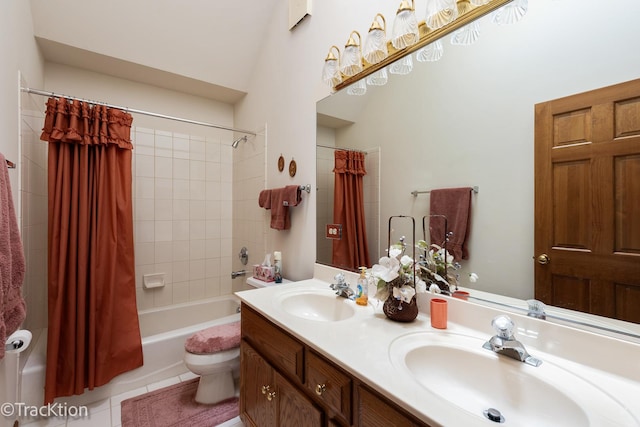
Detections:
[536, 254, 550, 265]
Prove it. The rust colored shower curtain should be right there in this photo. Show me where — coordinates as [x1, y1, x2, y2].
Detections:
[332, 150, 371, 270]
[40, 98, 143, 403]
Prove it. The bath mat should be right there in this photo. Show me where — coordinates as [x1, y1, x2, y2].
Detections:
[120, 378, 238, 427]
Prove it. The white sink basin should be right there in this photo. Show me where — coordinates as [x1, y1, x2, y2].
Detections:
[389, 332, 637, 426]
[274, 290, 356, 322]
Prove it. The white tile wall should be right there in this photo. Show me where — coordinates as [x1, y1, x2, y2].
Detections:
[134, 128, 234, 309]
[19, 88, 48, 331]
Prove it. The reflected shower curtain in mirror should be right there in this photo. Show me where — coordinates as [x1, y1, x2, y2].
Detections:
[332, 150, 371, 270]
[40, 98, 143, 403]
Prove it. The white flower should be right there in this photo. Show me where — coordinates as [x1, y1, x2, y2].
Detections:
[392, 285, 416, 303]
[469, 272, 479, 283]
[388, 246, 403, 259]
[429, 283, 442, 294]
[371, 256, 400, 283]
[400, 255, 413, 268]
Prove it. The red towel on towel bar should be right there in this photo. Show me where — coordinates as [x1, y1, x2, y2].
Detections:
[429, 187, 472, 261]
[258, 186, 302, 230]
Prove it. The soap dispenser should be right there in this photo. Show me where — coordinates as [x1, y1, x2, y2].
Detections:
[355, 267, 368, 306]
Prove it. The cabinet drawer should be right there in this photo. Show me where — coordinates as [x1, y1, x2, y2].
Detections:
[241, 304, 305, 383]
[306, 350, 352, 422]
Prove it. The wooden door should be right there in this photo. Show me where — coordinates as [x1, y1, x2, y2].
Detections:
[534, 78, 640, 323]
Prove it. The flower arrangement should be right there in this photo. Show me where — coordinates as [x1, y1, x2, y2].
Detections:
[416, 240, 479, 295]
[416, 240, 460, 294]
[371, 237, 426, 304]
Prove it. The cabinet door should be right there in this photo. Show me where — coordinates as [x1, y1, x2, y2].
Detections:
[306, 350, 352, 423]
[241, 341, 277, 427]
[276, 371, 323, 427]
[357, 386, 427, 427]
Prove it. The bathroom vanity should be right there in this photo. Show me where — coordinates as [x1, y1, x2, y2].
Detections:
[240, 303, 425, 426]
[236, 267, 640, 427]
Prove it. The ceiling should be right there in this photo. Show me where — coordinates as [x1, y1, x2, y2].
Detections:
[30, 0, 281, 104]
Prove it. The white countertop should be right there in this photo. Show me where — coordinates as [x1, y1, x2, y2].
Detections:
[236, 269, 640, 427]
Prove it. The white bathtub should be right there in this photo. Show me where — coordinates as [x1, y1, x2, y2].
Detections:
[21, 295, 241, 406]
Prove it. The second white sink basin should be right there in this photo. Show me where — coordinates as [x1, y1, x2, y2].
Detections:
[274, 290, 356, 322]
[389, 332, 637, 426]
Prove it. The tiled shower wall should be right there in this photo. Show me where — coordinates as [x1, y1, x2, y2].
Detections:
[132, 127, 234, 310]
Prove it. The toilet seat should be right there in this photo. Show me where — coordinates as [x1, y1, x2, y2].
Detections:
[184, 347, 240, 367]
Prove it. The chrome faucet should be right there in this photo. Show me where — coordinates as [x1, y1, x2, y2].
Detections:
[330, 273, 354, 299]
[483, 315, 542, 367]
[231, 270, 247, 279]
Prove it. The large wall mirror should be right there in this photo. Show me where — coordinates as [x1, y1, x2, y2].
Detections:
[316, 0, 640, 339]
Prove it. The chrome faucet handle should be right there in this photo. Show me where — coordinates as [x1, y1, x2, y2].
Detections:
[331, 273, 346, 289]
[526, 299, 547, 320]
[492, 315, 515, 339]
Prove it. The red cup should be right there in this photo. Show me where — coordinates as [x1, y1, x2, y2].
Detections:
[452, 290, 470, 300]
[430, 298, 448, 329]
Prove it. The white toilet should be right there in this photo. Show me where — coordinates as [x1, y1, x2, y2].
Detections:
[183, 321, 241, 404]
[183, 275, 290, 404]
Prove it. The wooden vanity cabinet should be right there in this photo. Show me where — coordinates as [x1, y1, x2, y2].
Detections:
[356, 385, 425, 427]
[241, 341, 323, 427]
[240, 303, 431, 427]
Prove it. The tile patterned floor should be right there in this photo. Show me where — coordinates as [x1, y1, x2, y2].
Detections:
[19, 372, 244, 427]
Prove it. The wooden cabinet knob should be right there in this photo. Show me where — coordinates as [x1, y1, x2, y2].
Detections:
[261, 385, 270, 395]
[315, 384, 326, 396]
[267, 391, 277, 401]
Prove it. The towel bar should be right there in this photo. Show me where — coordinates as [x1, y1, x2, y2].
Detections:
[411, 186, 478, 197]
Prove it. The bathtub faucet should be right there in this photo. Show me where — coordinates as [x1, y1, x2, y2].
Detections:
[231, 270, 247, 279]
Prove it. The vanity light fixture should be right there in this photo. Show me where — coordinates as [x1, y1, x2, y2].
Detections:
[340, 31, 364, 77]
[323, 0, 524, 93]
[425, 0, 458, 30]
[347, 79, 368, 96]
[366, 67, 389, 86]
[322, 45, 343, 87]
[391, 0, 420, 50]
[492, 0, 528, 25]
[363, 13, 389, 65]
[389, 55, 414, 75]
[450, 20, 481, 45]
[416, 39, 444, 62]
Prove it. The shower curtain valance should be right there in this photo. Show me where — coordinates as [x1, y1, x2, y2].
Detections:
[41, 98, 133, 149]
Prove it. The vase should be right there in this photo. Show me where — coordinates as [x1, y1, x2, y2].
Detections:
[383, 294, 418, 322]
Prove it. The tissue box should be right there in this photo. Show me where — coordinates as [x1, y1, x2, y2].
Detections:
[253, 264, 276, 282]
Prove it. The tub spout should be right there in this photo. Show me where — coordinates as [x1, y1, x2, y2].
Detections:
[231, 270, 247, 279]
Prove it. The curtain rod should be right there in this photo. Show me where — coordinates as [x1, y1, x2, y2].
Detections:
[20, 87, 256, 136]
[316, 144, 368, 154]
